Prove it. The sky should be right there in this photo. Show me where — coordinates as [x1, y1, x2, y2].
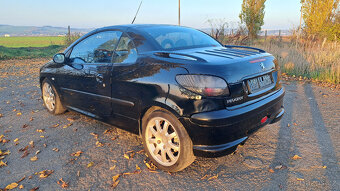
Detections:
[0, 0, 301, 30]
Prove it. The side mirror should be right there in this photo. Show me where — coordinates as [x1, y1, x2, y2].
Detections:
[53, 53, 65, 64]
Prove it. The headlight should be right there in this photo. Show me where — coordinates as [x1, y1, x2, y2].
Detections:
[175, 74, 230, 97]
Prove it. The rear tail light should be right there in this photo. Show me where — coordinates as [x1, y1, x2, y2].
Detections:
[175, 74, 230, 97]
[261, 116, 268, 124]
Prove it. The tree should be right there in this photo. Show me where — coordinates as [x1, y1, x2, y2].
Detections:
[301, 0, 340, 40]
[239, 0, 266, 39]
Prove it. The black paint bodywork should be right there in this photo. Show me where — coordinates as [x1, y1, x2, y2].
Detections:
[40, 24, 285, 157]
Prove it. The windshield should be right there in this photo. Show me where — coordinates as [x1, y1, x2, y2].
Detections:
[142, 26, 222, 50]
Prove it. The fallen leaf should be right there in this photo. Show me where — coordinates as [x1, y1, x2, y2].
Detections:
[0, 150, 10, 156]
[123, 170, 141, 175]
[136, 149, 144, 154]
[30, 117, 34, 121]
[103, 129, 110, 134]
[19, 184, 24, 189]
[124, 151, 135, 159]
[144, 160, 157, 171]
[112, 174, 121, 182]
[63, 123, 73, 129]
[17, 176, 26, 183]
[30, 156, 38, 162]
[268, 168, 275, 173]
[17, 112, 22, 116]
[0, 113, 3, 117]
[96, 141, 104, 147]
[39, 170, 54, 178]
[36, 129, 45, 133]
[293, 123, 298, 126]
[14, 138, 19, 142]
[52, 148, 59, 152]
[111, 179, 120, 188]
[67, 117, 75, 122]
[207, 175, 218, 181]
[35, 150, 40, 155]
[292, 155, 302, 160]
[50, 124, 59, 128]
[297, 178, 304, 181]
[0, 160, 7, 167]
[40, 136, 45, 138]
[323, 166, 327, 169]
[87, 162, 94, 168]
[136, 164, 140, 170]
[274, 165, 283, 169]
[71, 151, 83, 157]
[29, 141, 34, 147]
[29, 186, 39, 191]
[57, 178, 69, 188]
[19, 145, 28, 152]
[22, 124, 29, 128]
[21, 151, 29, 158]
[148, 170, 158, 173]
[5, 182, 18, 189]
[90, 133, 98, 139]
[110, 165, 116, 170]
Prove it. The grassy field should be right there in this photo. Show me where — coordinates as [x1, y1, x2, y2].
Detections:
[0, 45, 64, 60]
[0, 36, 65, 47]
[0, 36, 66, 60]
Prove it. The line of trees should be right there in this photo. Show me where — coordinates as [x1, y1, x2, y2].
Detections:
[236, 0, 339, 41]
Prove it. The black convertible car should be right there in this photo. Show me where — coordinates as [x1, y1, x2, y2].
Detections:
[40, 24, 285, 172]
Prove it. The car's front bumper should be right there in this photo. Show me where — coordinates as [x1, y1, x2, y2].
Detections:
[181, 87, 285, 157]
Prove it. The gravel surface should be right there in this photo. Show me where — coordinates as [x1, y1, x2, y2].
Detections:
[0, 59, 339, 191]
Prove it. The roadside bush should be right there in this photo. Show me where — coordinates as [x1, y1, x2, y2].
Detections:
[64, 33, 82, 46]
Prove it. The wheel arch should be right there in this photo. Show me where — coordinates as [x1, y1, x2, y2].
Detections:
[138, 100, 183, 136]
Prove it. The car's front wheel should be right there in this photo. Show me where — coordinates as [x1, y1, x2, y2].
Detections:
[142, 109, 195, 172]
[42, 79, 66, 115]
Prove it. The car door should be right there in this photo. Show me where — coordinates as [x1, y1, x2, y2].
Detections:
[59, 30, 122, 117]
[109, 33, 141, 131]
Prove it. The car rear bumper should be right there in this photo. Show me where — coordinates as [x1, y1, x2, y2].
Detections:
[180, 87, 285, 157]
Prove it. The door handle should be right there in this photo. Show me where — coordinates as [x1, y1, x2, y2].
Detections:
[96, 74, 104, 83]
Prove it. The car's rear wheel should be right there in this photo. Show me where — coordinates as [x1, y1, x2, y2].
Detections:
[142, 109, 195, 172]
[42, 79, 66, 115]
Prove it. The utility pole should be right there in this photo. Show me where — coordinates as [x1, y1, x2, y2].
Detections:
[178, 0, 181, 26]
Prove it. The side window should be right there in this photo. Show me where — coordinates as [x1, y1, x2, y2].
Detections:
[70, 31, 122, 63]
[114, 34, 138, 64]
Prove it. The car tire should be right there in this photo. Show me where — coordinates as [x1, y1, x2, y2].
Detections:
[41, 79, 66, 115]
[142, 109, 195, 172]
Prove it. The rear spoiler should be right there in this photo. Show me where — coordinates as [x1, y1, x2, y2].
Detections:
[224, 45, 266, 53]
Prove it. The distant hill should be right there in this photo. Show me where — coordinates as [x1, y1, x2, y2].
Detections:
[0, 25, 92, 36]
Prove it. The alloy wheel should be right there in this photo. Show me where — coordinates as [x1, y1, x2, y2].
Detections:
[145, 117, 180, 166]
[42, 82, 56, 112]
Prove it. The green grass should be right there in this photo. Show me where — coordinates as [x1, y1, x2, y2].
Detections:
[0, 36, 65, 47]
[0, 45, 64, 60]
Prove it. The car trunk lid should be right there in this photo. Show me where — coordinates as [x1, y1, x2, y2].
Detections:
[170, 46, 281, 107]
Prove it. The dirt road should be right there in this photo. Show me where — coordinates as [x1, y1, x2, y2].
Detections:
[0, 59, 339, 190]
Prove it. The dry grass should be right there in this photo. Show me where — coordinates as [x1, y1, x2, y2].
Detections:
[224, 36, 340, 84]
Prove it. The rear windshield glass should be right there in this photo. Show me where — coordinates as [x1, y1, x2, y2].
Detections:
[142, 26, 222, 50]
